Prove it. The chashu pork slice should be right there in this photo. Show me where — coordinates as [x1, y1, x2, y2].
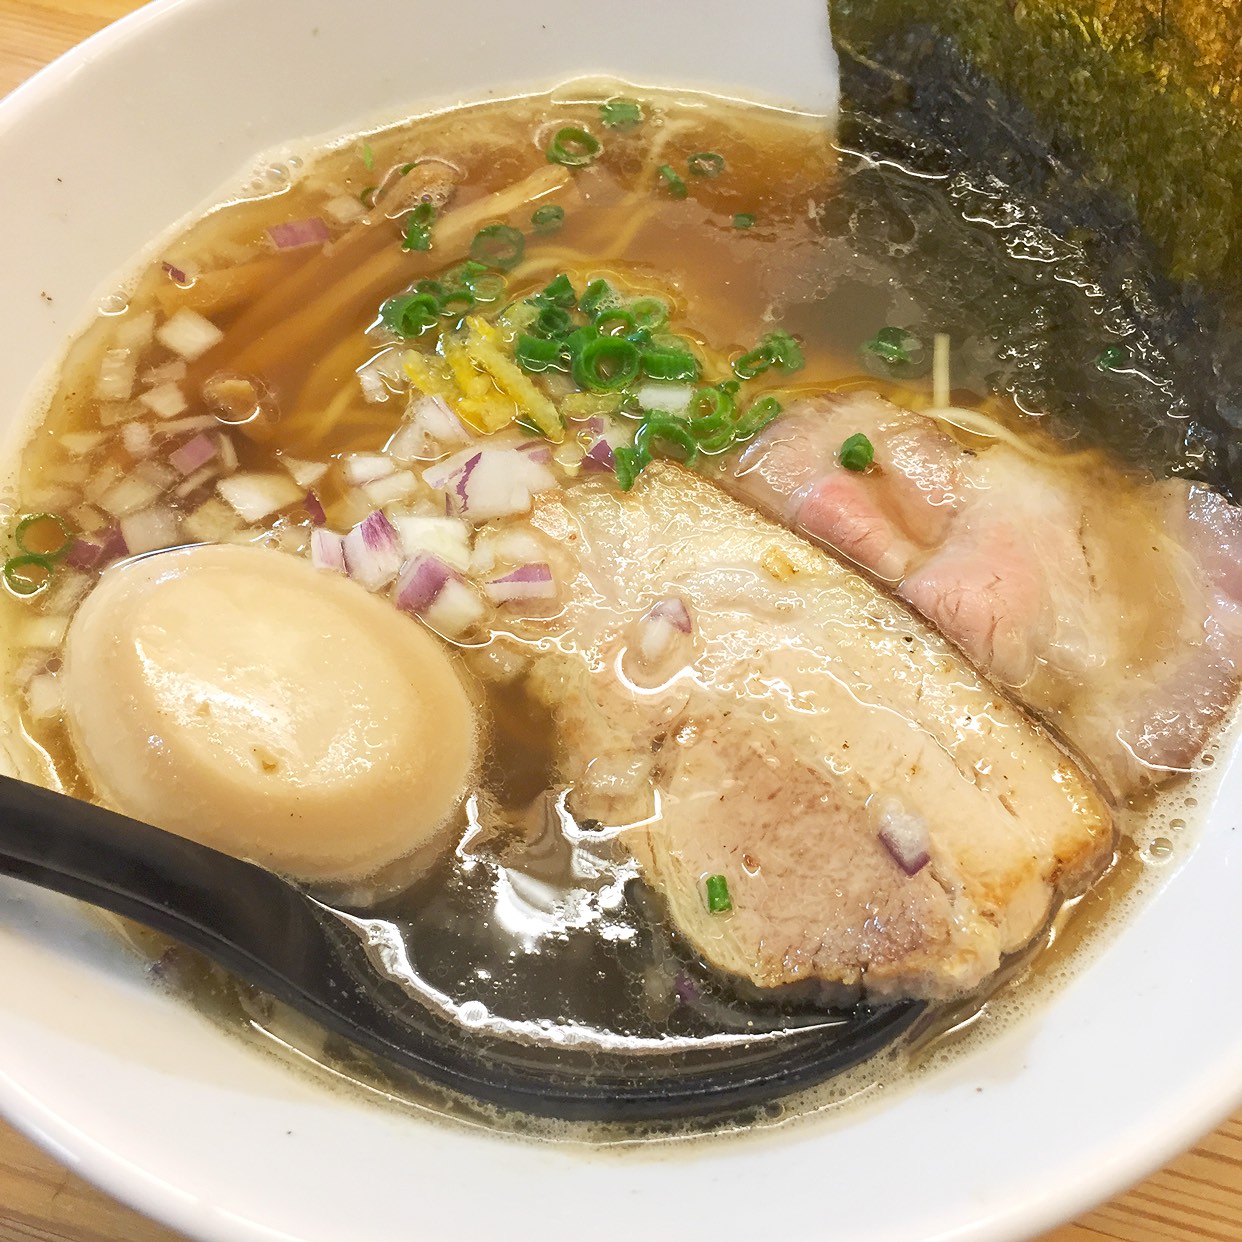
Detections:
[495, 462, 1112, 1001]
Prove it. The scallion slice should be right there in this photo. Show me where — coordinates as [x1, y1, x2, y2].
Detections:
[839, 432, 875, 472]
[599, 98, 643, 129]
[579, 278, 618, 317]
[705, 874, 732, 914]
[733, 212, 755, 229]
[515, 335, 562, 373]
[547, 126, 602, 168]
[362, 143, 375, 171]
[629, 297, 668, 331]
[531, 204, 566, 234]
[15, 512, 72, 559]
[380, 292, 440, 338]
[613, 444, 651, 492]
[688, 151, 725, 178]
[658, 164, 688, 199]
[634, 413, 698, 463]
[573, 337, 641, 391]
[641, 345, 699, 382]
[3, 554, 54, 598]
[537, 273, 577, 308]
[470, 224, 525, 272]
[401, 201, 437, 252]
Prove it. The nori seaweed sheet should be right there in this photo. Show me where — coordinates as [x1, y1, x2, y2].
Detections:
[823, 19, 1242, 498]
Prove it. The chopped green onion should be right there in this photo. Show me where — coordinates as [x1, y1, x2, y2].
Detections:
[362, 143, 375, 171]
[705, 874, 732, 914]
[359, 185, 378, 208]
[599, 98, 643, 129]
[401, 201, 437, 252]
[1096, 344, 1129, 371]
[15, 512, 72, 559]
[573, 337, 641, 391]
[688, 151, 725, 178]
[466, 271, 507, 304]
[634, 413, 698, 463]
[3, 554, 54, 598]
[732, 330, 805, 379]
[399, 162, 415, 176]
[839, 432, 875, 472]
[629, 297, 668, 331]
[733, 212, 755, 229]
[562, 323, 599, 359]
[437, 287, 477, 317]
[531, 204, 565, 234]
[613, 444, 651, 491]
[641, 345, 699, 382]
[594, 307, 637, 336]
[657, 164, 688, 199]
[764, 330, 804, 373]
[547, 126, 602, 168]
[515, 335, 562, 373]
[579, 278, 619, 317]
[380, 292, 441, 337]
[470, 224, 525, 272]
[535, 304, 574, 338]
[537, 273, 577, 309]
[862, 326, 919, 368]
[687, 385, 734, 434]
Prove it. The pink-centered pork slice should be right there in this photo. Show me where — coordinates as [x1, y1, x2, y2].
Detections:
[725, 392, 1242, 800]
[494, 464, 1112, 1001]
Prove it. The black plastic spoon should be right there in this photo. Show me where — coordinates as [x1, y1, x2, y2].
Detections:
[0, 774, 924, 1122]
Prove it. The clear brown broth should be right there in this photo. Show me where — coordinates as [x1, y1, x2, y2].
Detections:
[0, 83, 1216, 1136]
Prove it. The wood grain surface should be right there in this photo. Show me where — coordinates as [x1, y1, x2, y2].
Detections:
[1, 4, 1241, 1240]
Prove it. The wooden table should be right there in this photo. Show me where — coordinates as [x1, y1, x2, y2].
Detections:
[2, 3, 1242, 1239]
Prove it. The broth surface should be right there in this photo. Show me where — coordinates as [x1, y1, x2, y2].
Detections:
[0, 83, 1224, 1134]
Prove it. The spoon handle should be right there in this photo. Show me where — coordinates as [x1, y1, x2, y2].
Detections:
[0, 774, 333, 990]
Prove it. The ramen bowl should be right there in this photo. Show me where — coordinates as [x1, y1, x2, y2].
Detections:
[1, 2, 1241, 1240]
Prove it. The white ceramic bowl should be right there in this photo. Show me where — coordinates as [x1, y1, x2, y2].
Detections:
[2, 3, 1241, 1239]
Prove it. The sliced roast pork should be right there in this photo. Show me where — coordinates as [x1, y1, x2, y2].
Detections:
[723, 392, 1242, 800]
[491, 464, 1112, 1001]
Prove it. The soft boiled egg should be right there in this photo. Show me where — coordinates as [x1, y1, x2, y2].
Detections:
[61, 544, 478, 884]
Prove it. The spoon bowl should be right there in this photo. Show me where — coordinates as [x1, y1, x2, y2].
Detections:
[0, 774, 923, 1122]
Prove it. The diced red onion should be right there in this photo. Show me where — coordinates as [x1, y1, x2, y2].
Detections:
[303, 490, 327, 526]
[484, 562, 555, 604]
[217, 472, 302, 522]
[139, 382, 188, 420]
[98, 526, 129, 563]
[875, 799, 931, 876]
[425, 447, 558, 524]
[357, 350, 407, 405]
[342, 453, 395, 486]
[343, 510, 403, 591]
[310, 528, 346, 574]
[394, 552, 458, 614]
[161, 260, 190, 285]
[422, 578, 487, 636]
[64, 538, 104, 570]
[635, 596, 694, 664]
[119, 506, 180, 556]
[518, 441, 554, 464]
[279, 455, 329, 488]
[388, 396, 473, 462]
[392, 514, 471, 570]
[156, 308, 223, 361]
[169, 433, 217, 477]
[582, 437, 616, 472]
[362, 470, 418, 508]
[647, 596, 693, 634]
[268, 218, 330, 250]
